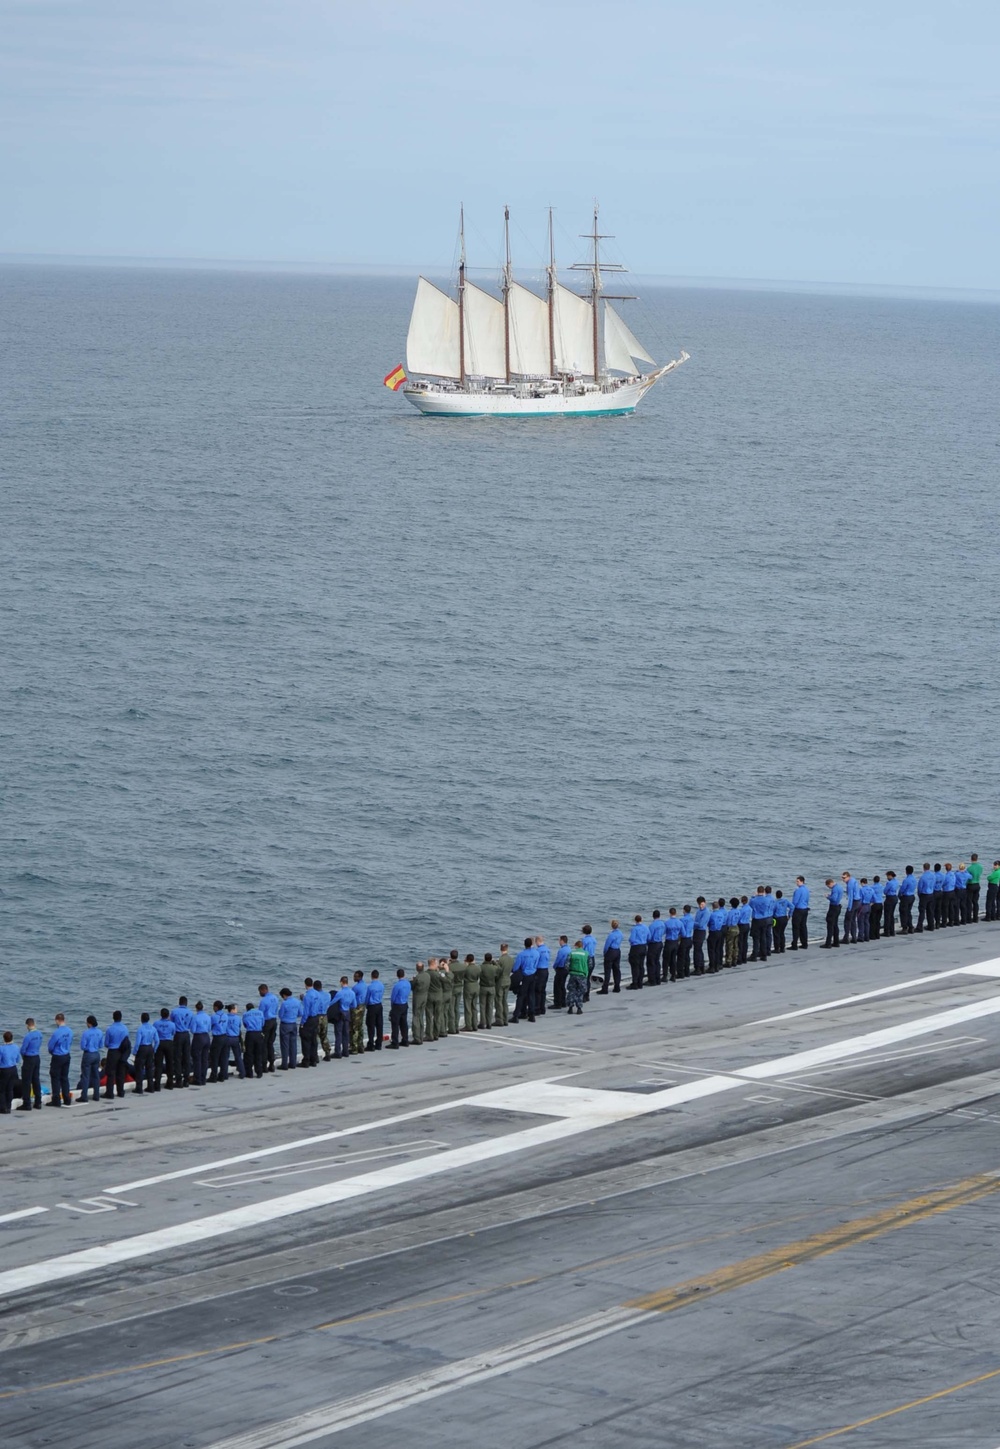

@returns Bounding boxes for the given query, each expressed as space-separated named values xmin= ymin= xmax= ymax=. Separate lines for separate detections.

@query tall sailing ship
xmin=394 ymin=206 xmax=689 ymax=418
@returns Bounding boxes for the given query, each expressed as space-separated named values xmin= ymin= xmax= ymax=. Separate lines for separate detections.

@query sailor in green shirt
xmin=496 ymin=945 xmax=513 ymax=1026
xmin=566 ymin=942 xmax=589 ymax=1014
xmin=445 ymin=954 xmax=463 ymax=1033
xmin=462 ymin=954 xmax=481 ymax=1030
xmin=967 ymin=854 xmax=984 ymax=922
xmin=410 ymin=961 xmax=430 ymax=1044
xmin=986 ymin=862 xmax=1000 ymax=923
xmin=427 ymin=960 xmax=445 ymax=1040
xmin=478 ymin=953 xmax=498 ymax=1029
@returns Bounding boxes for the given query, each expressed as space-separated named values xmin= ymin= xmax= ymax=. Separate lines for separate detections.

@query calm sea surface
xmin=3 ymin=265 xmax=999 ymax=1024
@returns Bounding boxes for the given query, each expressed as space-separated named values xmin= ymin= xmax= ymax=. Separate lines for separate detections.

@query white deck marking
xmin=756 ymin=958 xmax=1000 ymax=1023
xmin=106 ymin=1100 xmax=456 ymax=1194
xmin=5 ymin=990 xmax=1000 ymax=1301
xmin=198 ymin=1142 xmax=448 ymax=1189
xmin=0 ymin=1208 xmax=47 ymax=1225
xmin=205 ymin=1306 xmax=650 ymax=1449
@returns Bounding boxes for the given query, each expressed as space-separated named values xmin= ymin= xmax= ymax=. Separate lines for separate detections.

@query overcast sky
xmin=2 ymin=0 xmax=998 ymax=289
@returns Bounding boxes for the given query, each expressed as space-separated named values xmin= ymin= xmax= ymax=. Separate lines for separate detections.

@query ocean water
xmin=3 ymin=264 xmax=999 ymax=1025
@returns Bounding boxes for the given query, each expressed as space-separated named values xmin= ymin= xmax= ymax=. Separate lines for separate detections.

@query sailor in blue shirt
xmin=771 ymin=892 xmax=791 ymax=953
xmin=748 ymin=889 xmax=773 ymax=962
xmin=389 ymin=969 xmax=411 ymax=1047
xmin=661 ymin=910 xmax=682 ymax=981
xmin=78 ymin=1016 xmax=104 ymax=1104
xmin=330 ymin=980 xmax=356 ymax=1058
xmin=224 ymin=1004 xmax=246 ymax=1079
xmin=942 ymin=863 xmax=958 ymax=928
xmin=693 ymin=899 xmax=711 ymax=974
xmin=210 ymin=1000 xmax=231 ymax=1081
xmin=17 ymin=1019 xmax=43 ymax=1110
xmin=882 ymin=871 xmax=900 ymax=937
xmin=677 ymin=907 xmax=696 ymax=979
xmin=955 ymin=864 xmax=972 ymax=925
xmin=153 ymin=1009 xmax=177 ymax=1090
xmin=791 ymin=877 xmax=810 ymax=950
xmin=869 ymin=877 xmax=885 ymax=939
xmin=823 ymin=879 xmax=843 ymax=948
xmin=299 ymin=983 xmax=323 ymax=1067
xmin=916 ymin=863 xmax=937 ymax=932
xmin=170 ymin=997 xmax=195 ymax=1088
xmin=627 ymin=916 xmax=649 ymax=991
xmin=257 ymin=983 xmax=280 ymax=1072
xmin=191 ymin=1001 xmax=212 ymax=1085
xmin=133 ymin=1014 xmax=159 ymax=1093
xmin=707 ymin=900 xmax=728 ymax=972
xmin=599 ymin=921 xmax=623 ymax=996
xmin=646 ymin=911 xmax=666 ymax=985
xmin=552 ymin=937 xmax=572 ymax=1009
xmin=513 ymin=938 xmax=539 ymax=1020
xmin=857 ymin=880 xmax=873 ymax=942
xmin=0 ymin=1034 xmax=21 ymax=1114
xmin=580 ymin=926 xmax=598 ymax=1002
xmin=99 ymin=1012 xmax=131 ymax=1100
xmin=839 ymin=874 xmax=860 ymax=944
xmin=932 ymin=863 xmax=946 ymax=929
xmin=47 ymin=1015 xmax=73 ymax=1106
xmin=276 ymin=989 xmax=301 ymax=1070
xmin=533 ymin=939 xmax=551 ymax=1016
xmin=365 ymin=970 xmax=385 ymax=1051
xmin=242 ymin=1003 xmax=265 ymax=1078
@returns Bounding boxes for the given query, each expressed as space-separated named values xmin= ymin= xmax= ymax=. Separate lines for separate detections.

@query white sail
xmin=463 ymin=282 xmax=506 ymax=379
xmin=553 ymin=284 xmax=594 ymax=376
xmin=604 ymin=303 xmax=656 ymax=373
xmin=406 ymin=277 xmax=461 ymax=379
xmin=508 ymin=283 xmax=550 ymax=376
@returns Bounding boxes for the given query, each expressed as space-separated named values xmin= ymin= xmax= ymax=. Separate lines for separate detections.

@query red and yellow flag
xmin=383 ymin=364 xmax=407 ymax=391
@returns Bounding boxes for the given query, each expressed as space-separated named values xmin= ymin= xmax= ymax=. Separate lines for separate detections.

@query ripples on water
xmin=3 ymin=266 xmax=998 ymax=1022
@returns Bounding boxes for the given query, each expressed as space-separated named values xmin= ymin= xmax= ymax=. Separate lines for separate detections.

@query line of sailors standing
xmin=3 ymin=856 xmax=998 ymax=1115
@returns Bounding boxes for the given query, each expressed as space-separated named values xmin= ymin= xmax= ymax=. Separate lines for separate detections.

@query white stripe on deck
xmin=0 ymin=1207 xmax=48 ymax=1226
xmin=4 ymin=988 xmax=1000 ymax=1301
xmin=756 ymin=957 xmax=1000 ymax=1022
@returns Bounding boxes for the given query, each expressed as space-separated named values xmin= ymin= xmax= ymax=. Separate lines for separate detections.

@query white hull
xmin=403 ymin=356 xmax=687 ymax=418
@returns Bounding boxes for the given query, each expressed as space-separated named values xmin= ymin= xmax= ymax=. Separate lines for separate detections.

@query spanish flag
xmin=383 ymin=364 xmax=407 ymax=391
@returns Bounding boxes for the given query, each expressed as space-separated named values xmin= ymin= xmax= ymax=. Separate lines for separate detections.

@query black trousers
xmin=300 ymin=1016 xmax=319 ymax=1066
xmin=677 ymin=938 xmax=693 ymax=977
xmin=899 ymin=894 xmax=915 ymax=931
xmin=263 ymin=1017 xmax=277 ymax=1071
xmin=244 ymin=1030 xmax=265 ymax=1078
xmin=191 ymin=1032 xmax=210 ymax=1085
xmin=945 ymin=892 xmax=960 ymax=927
xmin=0 ymin=1066 xmax=17 ymax=1113
xmin=842 ymin=905 xmax=858 ymax=944
xmin=824 ymin=904 xmax=841 ymax=946
xmin=534 ymin=969 xmax=549 ymax=1015
xmin=366 ymin=1004 xmax=384 ymax=1049
xmin=103 ymin=1048 xmax=127 ymax=1098
xmin=133 ymin=1044 xmax=155 ymax=1093
xmin=664 ymin=942 xmax=679 ymax=980
xmin=870 ymin=903 xmax=883 ymax=939
xmin=209 ymin=1035 xmax=229 ymax=1080
xmin=917 ymin=894 xmax=936 ymax=930
xmin=738 ymin=924 xmax=750 ymax=964
xmin=969 ymin=883 xmax=981 ymax=922
xmin=154 ymin=1040 xmax=175 ymax=1089
xmin=20 ymin=1054 xmax=41 ymax=1107
xmin=226 ymin=1037 xmax=246 ymax=1078
xmin=791 ymin=908 xmax=809 ymax=948
xmin=773 ymin=918 xmax=788 ymax=952
xmin=707 ymin=931 xmax=723 ymax=970
xmin=986 ymin=883 xmax=999 ymax=921
xmin=50 ymin=1054 xmax=71 ymax=1104
xmin=627 ymin=944 xmax=646 ymax=989
xmin=693 ymin=929 xmax=707 ymax=972
xmin=933 ymin=893 xmax=944 ymax=928
xmin=552 ymin=968 xmax=568 ymax=1008
xmin=750 ymin=920 xmax=769 ymax=960
xmin=646 ymin=940 xmax=663 ymax=985
xmin=882 ymin=898 xmax=897 ymax=935
xmin=513 ymin=976 xmax=536 ymax=1021
xmin=173 ymin=1030 xmax=192 ymax=1086
xmin=390 ymin=1003 xmax=409 ymax=1046
xmin=600 ymin=948 xmax=621 ymax=993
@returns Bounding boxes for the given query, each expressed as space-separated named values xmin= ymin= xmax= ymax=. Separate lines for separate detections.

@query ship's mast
xmin=458 ymin=203 xmax=466 ymax=386
xmin=571 ymin=202 xmax=629 ymax=381
xmin=546 ymin=207 xmax=556 ymax=378
xmin=503 ymin=205 xmax=512 ymax=384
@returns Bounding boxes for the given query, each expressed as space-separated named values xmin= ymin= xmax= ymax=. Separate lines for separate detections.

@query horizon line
xmin=2 ymin=250 xmax=999 ymax=304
